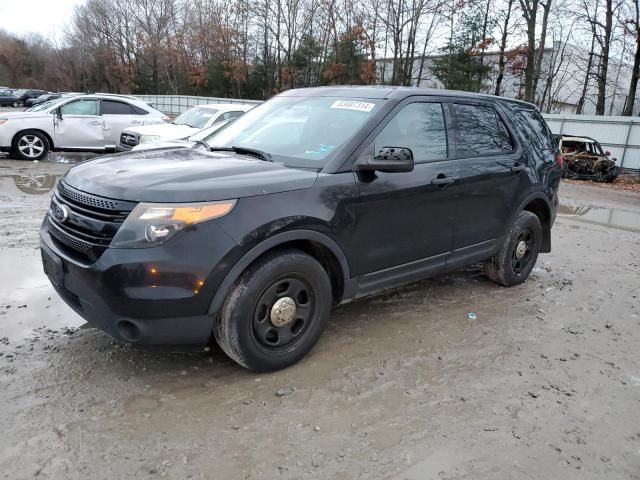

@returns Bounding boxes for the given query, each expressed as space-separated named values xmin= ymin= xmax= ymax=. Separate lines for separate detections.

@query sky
xmin=0 ymin=0 xmax=86 ymax=40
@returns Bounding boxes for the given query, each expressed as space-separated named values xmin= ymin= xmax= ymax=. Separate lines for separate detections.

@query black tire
xmin=605 ymin=166 xmax=621 ymax=183
xmin=12 ymin=130 xmax=50 ymax=161
xmin=11 ymin=101 xmax=19 ymax=108
xmin=484 ymin=211 xmax=542 ymax=287
xmin=214 ymin=249 xmax=332 ymax=371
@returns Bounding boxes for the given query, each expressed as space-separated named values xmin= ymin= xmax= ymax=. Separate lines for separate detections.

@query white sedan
xmin=0 ymin=94 xmax=168 ymax=160
xmin=117 ymin=103 xmax=254 ymax=151
xmin=131 ymin=120 xmax=232 ymax=152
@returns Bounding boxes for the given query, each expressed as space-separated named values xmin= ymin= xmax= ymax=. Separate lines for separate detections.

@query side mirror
xmin=355 ymin=146 xmax=414 ymax=173
xmin=55 ymin=108 xmax=63 ymax=120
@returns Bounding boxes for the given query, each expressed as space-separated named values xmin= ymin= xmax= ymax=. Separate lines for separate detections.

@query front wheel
xmin=11 ymin=101 xmax=19 ymax=108
xmin=484 ymin=211 xmax=542 ymax=287
xmin=12 ymin=130 xmax=50 ymax=161
xmin=214 ymin=249 xmax=332 ymax=371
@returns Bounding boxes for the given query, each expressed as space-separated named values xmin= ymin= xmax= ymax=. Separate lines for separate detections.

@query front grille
xmin=47 ymin=182 xmax=137 ymax=262
xmin=120 ymin=133 xmax=138 ymax=147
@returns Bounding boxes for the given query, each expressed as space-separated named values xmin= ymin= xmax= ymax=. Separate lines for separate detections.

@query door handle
xmin=431 ymin=175 xmax=455 ymax=186
xmin=511 ymin=163 xmax=527 ymax=172
xmin=131 ymin=120 xmax=142 ymax=125
xmin=89 ymin=120 xmax=102 ymax=125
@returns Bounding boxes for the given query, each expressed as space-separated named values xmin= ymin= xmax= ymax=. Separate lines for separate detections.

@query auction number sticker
xmin=330 ymin=100 xmax=375 ymax=112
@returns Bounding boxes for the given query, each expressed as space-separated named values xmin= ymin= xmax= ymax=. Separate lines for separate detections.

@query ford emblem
xmin=53 ymin=204 xmax=70 ymax=223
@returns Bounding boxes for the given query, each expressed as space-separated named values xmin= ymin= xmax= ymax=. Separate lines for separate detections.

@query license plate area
xmin=41 ymin=244 xmax=63 ymax=287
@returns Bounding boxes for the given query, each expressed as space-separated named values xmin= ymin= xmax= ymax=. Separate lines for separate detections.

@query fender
xmin=207 ymin=229 xmax=353 ymax=318
xmin=511 ymin=191 xmax=554 ymax=253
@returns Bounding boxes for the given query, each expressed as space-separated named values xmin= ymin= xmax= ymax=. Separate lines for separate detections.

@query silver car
xmin=0 ymin=94 xmax=168 ymax=160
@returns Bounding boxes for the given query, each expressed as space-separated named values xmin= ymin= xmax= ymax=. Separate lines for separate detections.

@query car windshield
xmin=174 ymin=107 xmax=219 ymax=128
xmin=209 ymin=96 xmax=382 ymax=168
xmin=189 ymin=120 xmax=232 ymax=142
xmin=28 ymin=100 xmax=57 ymax=112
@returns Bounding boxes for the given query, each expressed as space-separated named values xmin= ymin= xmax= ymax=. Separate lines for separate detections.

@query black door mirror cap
xmin=355 ymin=146 xmax=415 ymax=173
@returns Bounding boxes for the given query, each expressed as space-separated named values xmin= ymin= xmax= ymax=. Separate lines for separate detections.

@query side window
xmin=374 ymin=102 xmax=447 ymax=162
xmin=61 ymin=99 xmax=99 ymax=116
xmin=516 ymin=110 xmax=554 ymax=151
xmin=102 ymin=100 xmax=135 ymax=115
xmin=453 ymin=104 xmax=513 ymax=156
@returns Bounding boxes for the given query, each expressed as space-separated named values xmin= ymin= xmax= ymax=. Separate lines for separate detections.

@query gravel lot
xmin=0 ymin=158 xmax=639 ymax=479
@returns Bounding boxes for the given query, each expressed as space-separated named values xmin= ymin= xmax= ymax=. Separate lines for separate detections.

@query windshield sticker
xmin=330 ymin=101 xmax=375 ymax=113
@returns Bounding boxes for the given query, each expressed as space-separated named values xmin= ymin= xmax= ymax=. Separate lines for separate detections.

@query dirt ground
xmin=1 ymin=158 xmax=639 ymax=480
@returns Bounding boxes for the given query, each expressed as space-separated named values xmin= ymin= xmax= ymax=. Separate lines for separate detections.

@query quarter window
xmin=516 ymin=110 xmax=555 ymax=151
xmin=454 ymin=104 xmax=513 ymax=156
xmin=374 ymin=103 xmax=448 ymax=162
xmin=60 ymin=99 xmax=99 ymax=116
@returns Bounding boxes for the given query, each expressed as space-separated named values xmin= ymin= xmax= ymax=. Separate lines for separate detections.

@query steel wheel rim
xmin=17 ymin=135 xmax=44 ymax=159
xmin=252 ymin=275 xmax=315 ymax=352
xmin=512 ymin=228 xmax=534 ymax=274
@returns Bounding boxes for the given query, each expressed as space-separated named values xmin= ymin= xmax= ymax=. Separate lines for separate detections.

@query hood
xmin=123 ymin=123 xmax=198 ymax=140
xmin=63 ymin=148 xmax=318 ymax=203
xmin=132 ymin=139 xmax=194 ymax=152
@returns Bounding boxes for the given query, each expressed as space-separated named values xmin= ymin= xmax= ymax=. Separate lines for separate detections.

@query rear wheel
xmin=214 ymin=249 xmax=332 ymax=371
xmin=12 ymin=130 xmax=50 ymax=161
xmin=485 ymin=211 xmax=542 ymax=287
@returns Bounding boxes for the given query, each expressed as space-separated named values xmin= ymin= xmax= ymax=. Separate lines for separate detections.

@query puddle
xmin=558 ymin=203 xmax=640 ymax=233
xmin=0 ymin=248 xmax=85 ymax=344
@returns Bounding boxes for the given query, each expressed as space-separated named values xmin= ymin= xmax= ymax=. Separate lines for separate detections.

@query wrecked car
xmin=558 ymin=135 xmax=620 ymax=182
xmin=41 ymin=87 xmax=562 ymax=372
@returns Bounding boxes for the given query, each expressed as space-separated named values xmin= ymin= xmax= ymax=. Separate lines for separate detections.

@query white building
xmin=376 ymin=41 xmax=638 ymax=116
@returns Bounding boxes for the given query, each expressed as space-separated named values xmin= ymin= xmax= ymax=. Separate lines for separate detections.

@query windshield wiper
xmin=209 ymin=146 xmax=272 ymax=162
xmin=192 ymin=139 xmax=211 ymax=150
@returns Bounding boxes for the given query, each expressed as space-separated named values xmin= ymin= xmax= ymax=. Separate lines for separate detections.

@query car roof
xmin=278 ymin=86 xmax=536 ymax=108
xmin=561 ymin=135 xmax=596 ymax=143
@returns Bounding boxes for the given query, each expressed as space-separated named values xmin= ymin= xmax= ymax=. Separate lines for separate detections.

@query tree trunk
xmin=495 ymin=0 xmax=514 ymax=96
xmin=532 ymin=0 xmax=552 ymax=104
xmin=623 ymin=1 xmax=640 ymax=116
xmin=576 ymin=33 xmax=596 ymax=114
xmin=520 ymin=0 xmax=539 ymax=103
xmin=596 ymin=0 xmax=613 ymax=115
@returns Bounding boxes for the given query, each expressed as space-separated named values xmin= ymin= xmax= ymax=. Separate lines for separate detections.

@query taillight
xmin=555 ymin=153 xmax=564 ymax=168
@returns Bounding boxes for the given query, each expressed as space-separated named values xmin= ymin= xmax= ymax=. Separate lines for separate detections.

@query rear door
xmin=348 ymin=98 xmax=459 ymax=278
xmin=100 ymin=99 xmax=145 ymax=147
xmin=54 ymin=98 xmax=104 ymax=150
xmin=448 ymin=102 xmax=523 ymax=266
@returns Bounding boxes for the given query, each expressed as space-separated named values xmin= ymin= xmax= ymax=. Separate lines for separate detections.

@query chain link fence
xmin=137 ymin=95 xmax=263 ymax=116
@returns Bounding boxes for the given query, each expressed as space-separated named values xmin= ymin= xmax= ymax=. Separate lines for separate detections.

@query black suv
xmin=41 ymin=87 xmax=562 ymax=371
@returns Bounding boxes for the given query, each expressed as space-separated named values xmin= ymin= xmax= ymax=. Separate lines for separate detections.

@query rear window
xmin=515 ymin=110 xmax=555 ymax=151
xmin=453 ymin=104 xmax=513 ymax=156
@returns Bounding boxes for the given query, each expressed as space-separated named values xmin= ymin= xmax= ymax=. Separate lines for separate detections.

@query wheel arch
xmin=517 ymin=193 xmax=552 ymax=253
xmin=208 ymin=230 xmax=352 ymax=319
xmin=12 ymin=128 xmax=54 ymax=151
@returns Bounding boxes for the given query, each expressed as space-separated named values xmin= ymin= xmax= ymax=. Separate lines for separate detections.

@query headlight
xmin=139 ymin=134 xmax=161 ymax=144
xmin=0 ymin=118 xmax=8 ymax=125
xmin=111 ymin=200 xmax=237 ymax=248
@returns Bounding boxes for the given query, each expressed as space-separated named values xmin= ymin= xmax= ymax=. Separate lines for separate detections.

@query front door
xmin=347 ymin=100 xmax=459 ymax=280
xmin=54 ymin=98 xmax=104 ymax=150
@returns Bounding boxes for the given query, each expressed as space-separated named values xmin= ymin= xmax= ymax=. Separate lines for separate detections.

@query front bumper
xmin=116 ymin=143 xmax=133 ymax=152
xmin=40 ymin=219 xmax=239 ymax=345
